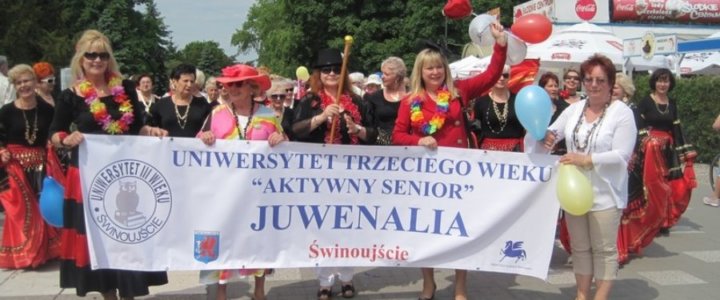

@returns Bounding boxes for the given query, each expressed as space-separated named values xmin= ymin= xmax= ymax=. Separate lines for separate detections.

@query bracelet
xmin=57 ymin=132 xmax=69 ymax=147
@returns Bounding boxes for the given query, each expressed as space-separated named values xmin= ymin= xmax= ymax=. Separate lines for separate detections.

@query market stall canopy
xmin=679 ymin=32 xmax=720 ymax=75
xmin=527 ymin=22 xmax=624 ymax=69
xmin=449 ymin=55 xmax=491 ymax=79
xmin=627 ymin=55 xmax=676 ymax=72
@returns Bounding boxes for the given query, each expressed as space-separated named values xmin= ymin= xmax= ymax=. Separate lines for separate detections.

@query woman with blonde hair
xmin=392 ymin=20 xmax=507 ymax=300
xmin=612 ymin=73 xmax=635 ymax=105
xmin=0 ymin=64 xmax=62 ymax=269
xmin=49 ymin=29 xmax=167 ymax=299
xmin=364 ymin=56 xmax=407 ymax=145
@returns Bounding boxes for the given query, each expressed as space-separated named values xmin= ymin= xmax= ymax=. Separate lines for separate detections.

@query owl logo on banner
xmin=500 ymin=240 xmax=527 ymax=263
xmin=87 ymin=159 xmax=172 ymax=244
xmin=194 ymin=231 xmax=220 ymax=263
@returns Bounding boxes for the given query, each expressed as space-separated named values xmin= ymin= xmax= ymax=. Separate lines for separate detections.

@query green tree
xmin=231 ymin=0 xmax=524 ymax=77
xmin=177 ymin=41 xmax=234 ymax=76
xmin=0 ymin=0 xmax=173 ymax=93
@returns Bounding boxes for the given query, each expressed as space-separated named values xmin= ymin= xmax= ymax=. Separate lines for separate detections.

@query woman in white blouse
xmin=541 ymin=54 xmax=637 ymax=300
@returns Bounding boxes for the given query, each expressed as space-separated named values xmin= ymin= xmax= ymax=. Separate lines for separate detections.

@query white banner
xmin=79 ymin=135 xmax=560 ymax=280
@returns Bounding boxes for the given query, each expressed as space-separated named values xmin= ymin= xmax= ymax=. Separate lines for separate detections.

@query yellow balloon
xmin=556 ymin=164 xmax=594 ymax=216
xmin=296 ymin=66 xmax=310 ymax=81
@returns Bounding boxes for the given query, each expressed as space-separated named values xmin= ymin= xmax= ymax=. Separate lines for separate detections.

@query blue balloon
xmin=39 ymin=176 xmax=64 ymax=227
xmin=514 ymin=85 xmax=552 ymax=140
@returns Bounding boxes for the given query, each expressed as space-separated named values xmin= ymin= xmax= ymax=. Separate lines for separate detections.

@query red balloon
xmin=511 ymin=14 xmax=552 ymax=44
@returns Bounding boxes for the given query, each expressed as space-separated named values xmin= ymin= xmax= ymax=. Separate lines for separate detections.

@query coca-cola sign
xmin=576 ymin=0 xmax=598 ymax=20
xmin=613 ymin=0 xmax=720 ymax=23
xmin=555 ymin=0 xmax=610 ymax=22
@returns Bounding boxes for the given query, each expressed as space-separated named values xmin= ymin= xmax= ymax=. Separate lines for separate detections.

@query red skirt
xmin=479 ymin=137 xmax=524 ymax=152
xmin=0 ymin=145 xmax=62 ymax=269
xmin=59 ymin=166 xmax=167 ymax=297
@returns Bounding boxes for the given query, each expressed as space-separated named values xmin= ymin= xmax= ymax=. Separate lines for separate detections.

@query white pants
xmin=316 ymin=267 xmax=354 ymax=287
xmin=566 ymin=208 xmax=621 ymax=280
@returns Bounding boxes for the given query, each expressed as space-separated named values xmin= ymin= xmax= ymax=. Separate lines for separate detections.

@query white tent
xmin=679 ymin=32 xmax=720 ymax=75
xmin=626 ymin=55 xmax=676 ymax=72
xmin=527 ymin=22 xmax=624 ymax=69
xmin=449 ymin=55 xmax=491 ymax=79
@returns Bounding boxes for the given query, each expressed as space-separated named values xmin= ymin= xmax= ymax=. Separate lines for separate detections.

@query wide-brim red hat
xmin=216 ymin=64 xmax=271 ymax=92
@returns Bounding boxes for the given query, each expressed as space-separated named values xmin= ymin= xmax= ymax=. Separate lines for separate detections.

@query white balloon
xmin=506 ymin=33 xmax=527 ymax=66
xmin=468 ymin=14 xmax=495 ymax=47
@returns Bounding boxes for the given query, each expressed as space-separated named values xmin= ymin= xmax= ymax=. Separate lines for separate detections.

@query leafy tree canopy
xmin=232 ymin=0 xmax=525 ymax=77
xmin=0 ymin=0 xmax=172 ymax=92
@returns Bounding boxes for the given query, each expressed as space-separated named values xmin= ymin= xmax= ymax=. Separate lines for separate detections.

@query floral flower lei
xmin=78 ymin=75 xmax=134 ymax=134
xmin=410 ymin=88 xmax=450 ymax=135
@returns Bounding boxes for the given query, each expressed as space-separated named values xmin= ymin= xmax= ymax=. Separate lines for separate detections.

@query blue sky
xmin=154 ymin=0 xmax=257 ymax=61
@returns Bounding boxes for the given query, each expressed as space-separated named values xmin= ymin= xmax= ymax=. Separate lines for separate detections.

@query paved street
xmin=1 ymin=164 xmax=719 ymax=299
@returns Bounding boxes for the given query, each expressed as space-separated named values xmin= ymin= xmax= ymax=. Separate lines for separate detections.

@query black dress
xmin=364 ymin=90 xmax=400 ymax=145
xmin=0 ymin=98 xmax=54 ymax=192
xmin=292 ymin=92 xmax=376 ymax=144
xmin=146 ymin=96 xmax=212 ymax=137
xmin=473 ymin=94 xmax=525 ymax=152
xmin=49 ymin=80 xmax=167 ymax=297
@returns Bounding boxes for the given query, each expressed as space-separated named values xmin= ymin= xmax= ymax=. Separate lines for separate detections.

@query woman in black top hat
xmin=291 ymin=48 xmax=376 ymax=299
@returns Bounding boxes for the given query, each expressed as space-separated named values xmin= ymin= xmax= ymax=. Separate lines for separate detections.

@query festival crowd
xmin=0 ymin=21 xmax=714 ymax=300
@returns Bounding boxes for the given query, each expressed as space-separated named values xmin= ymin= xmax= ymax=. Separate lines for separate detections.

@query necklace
xmin=572 ymin=101 xmax=608 ymax=153
xmin=78 ymin=75 xmax=134 ymax=134
xmin=651 ymin=93 xmax=670 ymax=115
xmin=486 ymin=91 xmax=509 ymax=134
xmin=410 ymin=88 xmax=450 ymax=135
xmin=385 ymin=89 xmax=401 ymax=102
xmin=230 ymin=101 xmax=254 ymax=139
xmin=174 ymin=97 xmax=192 ymax=129
xmin=22 ymin=108 xmax=38 ymax=144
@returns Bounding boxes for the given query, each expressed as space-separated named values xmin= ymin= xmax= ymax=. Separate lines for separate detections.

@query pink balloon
xmin=511 ymin=14 xmax=552 ymax=44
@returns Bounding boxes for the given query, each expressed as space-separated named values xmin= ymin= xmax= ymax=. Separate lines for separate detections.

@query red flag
xmin=443 ymin=0 xmax=472 ymax=20
xmin=508 ymin=59 xmax=540 ymax=94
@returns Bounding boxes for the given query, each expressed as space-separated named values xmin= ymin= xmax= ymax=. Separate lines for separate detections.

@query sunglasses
xmin=83 ymin=52 xmax=111 ymax=61
xmin=270 ymin=94 xmax=287 ymax=100
xmin=320 ymin=66 xmax=341 ymax=75
xmin=564 ymin=75 xmax=580 ymax=81
xmin=41 ymin=77 xmax=55 ymax=84
xmin=500 ymin=73 xmax=510 ymax=78
xmin=227 ymin=81 xmax=244 ymax=88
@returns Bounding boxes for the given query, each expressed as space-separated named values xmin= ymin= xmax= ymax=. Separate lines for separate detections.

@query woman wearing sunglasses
xmin=265 ymin=80 xmax=294 ymax=140
xmin=33 ymin=62 xmax=56 ymax=106
xmin=291 ymin=48 xmax=377 ymax=300
xmin=392 ymin=20 xmax=507 ymax=300
xmin=49 ymin=29 xmax=167 ymax=300
xmin=0 ymin=64 xmax=62 ymax=269
xmin=196 ymin=64 xmax=284 ymax=300
xmin=560 ymin=69 xmax=584 ymax=105
xmin=472 ymin=66 xmax=525 ymax=152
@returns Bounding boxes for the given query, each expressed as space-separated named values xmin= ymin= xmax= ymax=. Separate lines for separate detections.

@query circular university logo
xmin=87 ymin=159 xmax=172 ymax=244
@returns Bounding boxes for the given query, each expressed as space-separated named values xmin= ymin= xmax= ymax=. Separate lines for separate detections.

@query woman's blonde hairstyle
xmin=8 ymin=64 xmax=36 ymax=84
xmin=408 ymin=49 xmax=458 ymax=100
xmin=70 ymin=29 xmax=120 ymax=81
xmin=615 ymin=72 xmax=635 ymax=99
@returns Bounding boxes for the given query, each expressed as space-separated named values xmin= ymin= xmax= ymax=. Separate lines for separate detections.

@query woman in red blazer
xmin=391 ymin=20 xmax=507 ymax=300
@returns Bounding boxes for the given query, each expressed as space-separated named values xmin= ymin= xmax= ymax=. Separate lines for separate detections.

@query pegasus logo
xmin=500 ymin=240 xmax=527 ymax=263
